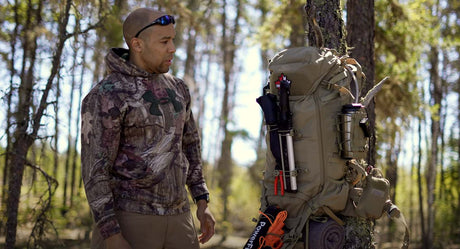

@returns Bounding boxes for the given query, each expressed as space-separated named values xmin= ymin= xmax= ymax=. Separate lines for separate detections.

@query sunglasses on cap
xmin=134 ymin=15 xmax=175 ymax=38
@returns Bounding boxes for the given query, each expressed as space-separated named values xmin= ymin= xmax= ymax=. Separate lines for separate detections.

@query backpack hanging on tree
xmin=245 ymin=46 xmax=409 ymax=249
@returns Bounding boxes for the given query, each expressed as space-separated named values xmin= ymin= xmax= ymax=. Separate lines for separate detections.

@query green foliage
xmin=228 ymin=166 xmax=261 ymax=233
xmin=99 ymin=6 xmax=125 ymax=48
xmin=203 ymin=165 xmax=261 ymax=236
xmin=374 ymin=0 xmax=433 ymax=123
xmin=253 ymin=0 xmax=306 ymax=51
xmin=373 ymin=0 xmax=437 ymax=174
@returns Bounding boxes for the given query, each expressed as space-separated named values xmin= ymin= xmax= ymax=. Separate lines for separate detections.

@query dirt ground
xmin=1 ymin=233 xmax=248 ymax=249
xmin=201 ymin=234 xmax=247 ymax=249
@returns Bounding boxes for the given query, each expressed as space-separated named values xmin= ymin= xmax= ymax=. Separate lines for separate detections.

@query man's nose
xmin=169 ymin=42 xmax=176 ymax=53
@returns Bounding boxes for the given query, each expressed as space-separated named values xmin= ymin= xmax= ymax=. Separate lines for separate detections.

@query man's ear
xmin=130 ymin=38 xmax=144 ymax=53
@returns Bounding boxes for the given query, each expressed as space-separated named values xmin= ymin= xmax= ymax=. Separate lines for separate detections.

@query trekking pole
xmin=256 ymin=93 xmax=285 ymax=195
xmin=278 ymin=133 xmax=289 ymax=192
xmin=277 ymin=74 xmax=297 ymax=192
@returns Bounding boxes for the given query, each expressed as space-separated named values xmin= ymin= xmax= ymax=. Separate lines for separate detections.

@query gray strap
xmin=385 ymin=201 xmax=410 ymax=249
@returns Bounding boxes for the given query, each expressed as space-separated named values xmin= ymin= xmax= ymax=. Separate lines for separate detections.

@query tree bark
xmin=305 ymin=0 xmax=346 ymax=53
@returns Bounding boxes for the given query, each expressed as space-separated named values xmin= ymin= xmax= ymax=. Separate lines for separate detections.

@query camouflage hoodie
xmin=81 ymin=48 xmax=209 ymax=239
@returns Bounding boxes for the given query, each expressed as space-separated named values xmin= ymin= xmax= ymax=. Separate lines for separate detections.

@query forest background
xmin=0 ymin=0 xmax=459 ymax=248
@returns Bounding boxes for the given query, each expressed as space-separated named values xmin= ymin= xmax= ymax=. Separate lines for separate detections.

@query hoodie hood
xmin=105 ymin=48 xmax=152 ymax=78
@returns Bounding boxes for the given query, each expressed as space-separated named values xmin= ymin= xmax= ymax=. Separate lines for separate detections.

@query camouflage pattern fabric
xmin=81 ymin=48 xmax=209 ymax=239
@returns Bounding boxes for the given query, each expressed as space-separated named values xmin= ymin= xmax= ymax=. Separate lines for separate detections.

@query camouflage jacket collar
xmin=105 ymin=48 xmax=152 ymax=78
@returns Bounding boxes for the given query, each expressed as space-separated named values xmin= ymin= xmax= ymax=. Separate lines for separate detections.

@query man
xmin=81 ymin=7 xmax=215 ymax=249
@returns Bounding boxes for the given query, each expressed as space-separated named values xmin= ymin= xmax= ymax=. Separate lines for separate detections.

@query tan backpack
xmin=252 ymin=46 xmax=409 ymax=249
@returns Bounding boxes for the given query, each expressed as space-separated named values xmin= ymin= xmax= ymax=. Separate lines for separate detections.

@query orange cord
xmin=258 ymin=210 xmax=275 ymax=226
xmin=257 ymin=210 xmax=287 ymax=249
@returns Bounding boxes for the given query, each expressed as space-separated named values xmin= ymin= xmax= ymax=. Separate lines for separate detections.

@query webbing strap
xmin=321 ymin=206 xmax=345 ymax=226
xmin=281 ymin=203 xmax=316 ymax=249
xmin=319 ymin=66 xmax=355 ymax=101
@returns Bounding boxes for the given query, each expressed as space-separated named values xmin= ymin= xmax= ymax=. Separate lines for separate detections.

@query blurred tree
xmin=216 ymin=0 xmax=243 ymax=242
xmin=373 ymin=1 xmax=431 ymax=244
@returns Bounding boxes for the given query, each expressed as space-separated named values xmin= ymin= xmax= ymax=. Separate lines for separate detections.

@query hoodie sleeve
xmin=178 ymin=81 xmax=209 ymax=199
xmin=81 ymin=83 xmax=122 ymax=239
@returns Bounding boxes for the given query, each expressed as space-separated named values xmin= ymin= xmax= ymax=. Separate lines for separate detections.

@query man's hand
xmin=105 ymin=233 xmax=132 ymax=249
xmin=196 ymin=200 xmax=216 ymax=244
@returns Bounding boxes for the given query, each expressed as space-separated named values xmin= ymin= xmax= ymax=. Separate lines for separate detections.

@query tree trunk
xmin=417 ymin=116 xmax=427 ymax=247
xmin=305 ymin=0 xmax=375 ymax=247
xmin=216 ymin=132 xmax=233 ymax=241
xmin=62 ymin=74 xmax=73 ymax=213
xmin=216 ymin=0 xmax=241 ymax=242
xmin=5 ymin=0 xmax=72 ymax=247
xmin=5 ymin=0 xmax=42 ymax=245
xmin=197 ymin=42 xmax=212 ymax=145
xmin=457 ymin=63 xmax=460 ymax=232
xmin=69 ymin=25 xmax=83 ymax=209
xmin=60 ymin=92 xmax=70 ymax=208
xmin=427 ymin=46 xmax=441 ymax=249
xmin=384 ymin=135 xmax=400 ymax=240
xmin=287 ymin=1 xmax=308 ymax=47
xmin=437 ymin=50 xmax=449 ymax=201
xmin=346 ymin=0 xmax=376 ymax=166
xmin=1 ymin=0 xmax=20 ymax=232
xmin=347 ymin=2 xmax=388 ymax=246
xmin=6 ymin=139 xmax=33 ymax=248
xmin=75 ymin=34 xmax=89 ymax=193
xmin=53 ymin=76 xmax=61 ymax=180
